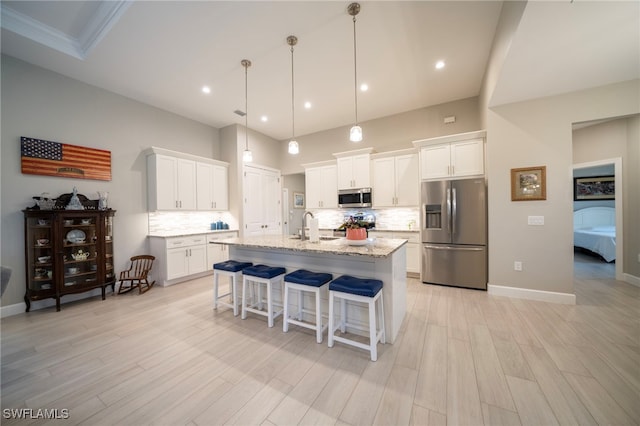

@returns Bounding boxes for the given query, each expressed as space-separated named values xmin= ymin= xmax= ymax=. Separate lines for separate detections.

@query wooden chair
xmin=117 ymin=255 xmax=155 ymax=294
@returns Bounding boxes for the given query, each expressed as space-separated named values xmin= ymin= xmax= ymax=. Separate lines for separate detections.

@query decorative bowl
xmin=38 ymin=256 xmax=51 ymax=263
xmin=64 ymin=220 xmax=74 ymax=226
xmin=37 ymin=239 xmax=49 ymax=246
xmin=67 ymin=267 xmax=79 ymax=274
xmin=81 ymin=219 xmax=91 ymax=225
xmin=37 ymin=219 xmax=49 ymax=226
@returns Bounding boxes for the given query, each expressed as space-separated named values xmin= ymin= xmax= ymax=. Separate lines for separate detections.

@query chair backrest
xmin=130 ymin=255 xmax=155 ymax=278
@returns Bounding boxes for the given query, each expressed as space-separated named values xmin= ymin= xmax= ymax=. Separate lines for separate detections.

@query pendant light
xmin=287 ymin=35 xmax=299 ymax=155
xmin=348 ymin=2 xmax=362 ymax=142
xmin=241 ymin=59 xmax=253 ymax=163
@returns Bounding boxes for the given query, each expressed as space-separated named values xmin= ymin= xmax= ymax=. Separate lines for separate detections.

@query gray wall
xmin=1 ymin=55 xmax=221 ymax=307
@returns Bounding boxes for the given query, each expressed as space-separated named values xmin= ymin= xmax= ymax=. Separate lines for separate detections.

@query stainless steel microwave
xmin=338 ymin=188 xmax=372 ymax=208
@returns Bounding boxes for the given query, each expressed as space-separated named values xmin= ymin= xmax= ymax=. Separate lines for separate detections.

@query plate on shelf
xmin=66 ymin=229 xmax=86 ymax=244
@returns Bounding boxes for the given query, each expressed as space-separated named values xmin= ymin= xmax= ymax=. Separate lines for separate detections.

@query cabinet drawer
xmin=207 ymin=232 xmax=237 ymax=243
xmin=167 ymin=235 xmax=206 ymax=248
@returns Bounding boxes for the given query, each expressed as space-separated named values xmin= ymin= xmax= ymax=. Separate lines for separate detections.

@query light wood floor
xmin=2 ymin=253 xmax=638 ymax=425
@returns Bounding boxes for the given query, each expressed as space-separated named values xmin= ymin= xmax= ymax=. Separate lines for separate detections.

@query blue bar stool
xmin=328 ymin=275 xmax=385 ymax=361
xmin=213 ymin=260 xmax=253 ymax=316
xmin=283 ymin=269 xmax=333 ymax=343
xmin=242 ymin=264 xmax=287 ymax=327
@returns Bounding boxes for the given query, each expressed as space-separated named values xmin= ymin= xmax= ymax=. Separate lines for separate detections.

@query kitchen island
xmin=210 ymin=235 xmax=407 ymax=343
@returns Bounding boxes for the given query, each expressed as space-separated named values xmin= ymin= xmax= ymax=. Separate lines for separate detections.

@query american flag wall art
xmin=20 ymin=137 xmax=111 ymax=181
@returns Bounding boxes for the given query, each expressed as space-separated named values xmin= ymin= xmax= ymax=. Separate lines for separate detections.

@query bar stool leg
xmin=340 ymin=298 xmax=347 ymax=333
xmin=213 ymin=272 xmax=220 ymax=310
xmin=297 ymin=288 xmax=303 ymax=321
xmin=267 ymin=280 xmax=273 ymax=328
xmin=315 ymin=287 xmax=322 ymax=343
xmin=241 ymin=276 xmax=248 ymax=320
xmin=369 ymin=298 xmax=377 ymax=361
xmin=328 ymin=291 xmax=335 ymax=348
xmin=379 ymin=293 xmax=386 ymax=344
xmin=231 ymin=274 xmax=238 ymax=316
xmin=283 ymin=282 xmax=290 ymax=332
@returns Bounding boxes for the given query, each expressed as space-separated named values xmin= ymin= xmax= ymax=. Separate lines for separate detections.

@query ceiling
xmin=1 ymin=1 xmax=638 ymax=141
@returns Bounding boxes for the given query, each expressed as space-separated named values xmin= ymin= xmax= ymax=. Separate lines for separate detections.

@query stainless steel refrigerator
xmin=421 ymin=178 xmax=487 ymax=290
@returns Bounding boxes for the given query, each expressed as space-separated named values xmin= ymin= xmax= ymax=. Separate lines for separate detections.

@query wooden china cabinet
xmin=23 ymin=209 xmax=116 ymax=312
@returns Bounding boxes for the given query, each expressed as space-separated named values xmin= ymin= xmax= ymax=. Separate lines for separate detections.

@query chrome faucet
xmin=301 ymin=211 xmax=314 ymax=240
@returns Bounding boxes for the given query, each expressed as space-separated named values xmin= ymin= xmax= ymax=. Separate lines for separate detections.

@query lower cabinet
xmin=149 ymin=231 xmax=238 ymax=286
xmin=206 ymin=232 xmax=237 ymax=267
xmin=368 ymin=230 xmax=420 ymax=274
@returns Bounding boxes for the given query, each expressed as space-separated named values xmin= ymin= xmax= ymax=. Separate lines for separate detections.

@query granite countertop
xmin=148 ymin=229 xmax=239 ymax=238
xmin=369 ymin=229 xmax=419 ymax=233
xmin=211 ymin=235 xmax=407 ymax=258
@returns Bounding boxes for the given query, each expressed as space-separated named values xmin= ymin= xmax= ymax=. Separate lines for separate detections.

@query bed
xmin=573 ymin=207 xmax=616 ymax=262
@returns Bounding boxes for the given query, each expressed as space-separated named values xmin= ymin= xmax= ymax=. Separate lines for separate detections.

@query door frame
xmin=572 ymin=157 xmax=623 ymax=280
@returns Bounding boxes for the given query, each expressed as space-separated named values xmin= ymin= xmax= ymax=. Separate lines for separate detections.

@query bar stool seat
xmin=242 ymin=264 xmax=286 ymax=327
xmin=213 ymin=260 xmax=253 ymax=316
xmin=283 ymin=269 xmax=333 ymax=343
xmin=328 ymin=275 xmax=385 ymax=361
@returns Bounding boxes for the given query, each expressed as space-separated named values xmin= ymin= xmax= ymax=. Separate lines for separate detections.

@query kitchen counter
xmin=213 ymin=235 xmax=407 ymax=258
xmin=211 ymin=235 xmax=407 ymax=343
xmin=148 ymin=229 xmax=239 ymax=238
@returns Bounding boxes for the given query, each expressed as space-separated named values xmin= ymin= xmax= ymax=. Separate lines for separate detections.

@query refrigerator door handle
xmin=446 ymin=188 xmax=451 ymax=233
xmin=423 ymin=244 xmax=484 ymax=251
xmin=452 ymin=187 xmax=457 ymax=237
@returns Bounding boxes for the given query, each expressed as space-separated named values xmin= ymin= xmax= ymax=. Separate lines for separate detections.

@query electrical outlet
xmin=514 ymin=261 xmax=522 ymax=271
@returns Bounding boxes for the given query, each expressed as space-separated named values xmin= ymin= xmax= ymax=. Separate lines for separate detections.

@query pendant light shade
xmin=287 ymin=35 xmax=299 ymax=155
xmin=348 ymin=3 xmax=362 ymax=142
xmin=241 ymin=59 xmax=253 ymax=163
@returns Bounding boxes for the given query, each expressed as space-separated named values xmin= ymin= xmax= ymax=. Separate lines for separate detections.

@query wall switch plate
xmin=528 ymin=216 xmax=544 ymax=225
xmin=443 ymin=115 xmax=456 ymax=124
xmin=514 ymin=261 xmax=522 ymax=271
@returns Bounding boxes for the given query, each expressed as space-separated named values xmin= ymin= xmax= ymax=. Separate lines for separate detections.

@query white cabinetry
xmin=372 ymin=151 xmax=419 ymax=207
xmin=148 ymin=154 xmax=197 ymax=210
xmin=150 ymin=234 xmax=208 ymax=285
xmin=207 ymin=231 xmax=238 ymax=267
xmin=413 ymin=131 xmax=486 ymax=180
xmin=337 ymin=154 xmax=371 ymax=189
xmin=196 ymin=162 xmax=228 ymax=211
xmin=368 ymin=231 xmax=420 ymax=274
xmin=304 ymin=163 xmax=338 ymax=209
xmin=243 ymin=165 xmax=281 ymax=236
xmin=147 ymin=147 xmax=229 ymax=212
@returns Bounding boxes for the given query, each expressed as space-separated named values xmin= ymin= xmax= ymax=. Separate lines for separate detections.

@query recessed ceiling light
xmin=435 ymin=60 xmax=445 ymax=70
xmin=201 ymin=86 xmax=211 ymax=94
xmin=304 ymin=101 xmax=312 ymax=109
xmin=360 ymin=83 xmax=368 ymax=92
xmin=261 ymin=115 xmax=268 ymax=122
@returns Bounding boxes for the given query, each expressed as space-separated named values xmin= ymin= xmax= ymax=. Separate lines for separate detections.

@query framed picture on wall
xmin=574 ymin=175 xmax=615 ymax=201
xmin=293 ymin=192 xmax=305 ymax=208
xmin=511 ymin=166 xmax=546 ymax=201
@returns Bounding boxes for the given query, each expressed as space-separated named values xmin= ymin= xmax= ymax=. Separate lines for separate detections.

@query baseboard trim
xmin=624 ymin=273 xmax=640 ymax=288
xmin=1 ymin=288 xmax=105 ymax=318
xmin=488 ymin=284 xmax=576 ymax=305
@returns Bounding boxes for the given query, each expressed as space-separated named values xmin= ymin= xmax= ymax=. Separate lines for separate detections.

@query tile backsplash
xmin=148 ymin=211 xmax=237 ymax=234
xmin=308 ymin=208 xmax=419 ymax=231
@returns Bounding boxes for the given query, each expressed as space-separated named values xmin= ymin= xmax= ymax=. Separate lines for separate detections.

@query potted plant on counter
xmin=340 ymin=216 xmax=367 ymax=241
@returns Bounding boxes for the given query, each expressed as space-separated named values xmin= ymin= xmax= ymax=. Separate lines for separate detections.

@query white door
xmin=176 ymin=159 xmax=197 ymax=210
xmin=420 ymin=144 xmax=451 ymax=180
xmin=243 ymin=167 xmax=264 ymax=237
xmin=372 ymin=157 xmax=396 ymax=207
xmin=451 ymin=139 xmax=484 ymax=177
xmin=155 ymin=155 xmax=178 ymax=210
xmin=282 ymin=188 xmax=289 ymax=235
xmin=395 ymin=154 xmax=419 ymax=206
xmin=196 ymin=162 xmax=214 ymax=210
xmin=212 ymin=165 xmax=228 ymax=210
xmin=352 ymin=154 xmax=371 ymax=188
xmin=262 ymin=170 xmax=281 ymax=235
xmin=243 ymin=165 xmax=281 ymax=236
xmin=337 ymin=157 xmax=354 ymax=189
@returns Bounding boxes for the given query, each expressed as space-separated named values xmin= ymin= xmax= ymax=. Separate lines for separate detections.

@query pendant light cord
xmin=352 ymin=15 xmax=358 ymax=125
xmin=291 ymin=44 xmax=295 ymax=140
xmin=245 ymin=63 xmax=249 ymax=150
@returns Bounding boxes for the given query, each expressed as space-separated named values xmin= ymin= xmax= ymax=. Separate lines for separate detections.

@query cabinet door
xmin=154 ymin=155 xmax=179 ymax=210
xmin=351 ymin=154 xmax=371 ymax=188
xmin=420 ymin=144 xmax=451 ymax=180
xmin=336 ymin=157 xmax=354 ymax=189
xmin=212 ymin=165 xmax=228 ymax=210
xmin=305 ymin=167 xmax=323 ymax=208
xmin=451 ymin=139 xmax=484 ymax=177
xmin=243 ymin=167 xmax=264 ymax=236
xmin=406 ymin=242 xmax=419 ymax=273
xmin=166 ymin=248 xmax=188 ymax=280
xmin=188 ymin=245 xmax=207 ymax=274
xmin=372 ymin=157 xmax=396 ymax=207
xmin=320 ymin=165 xmax=338 ymax=208
xmin=176 ymin=159 xmax=196 ymax=210
xmin=196 ymin=162 xmax=214 ymax=210
xmin=243 ymin=167 xmax=281 ymax=236
xmin=394 ymin=154 xmax=419 ymax=206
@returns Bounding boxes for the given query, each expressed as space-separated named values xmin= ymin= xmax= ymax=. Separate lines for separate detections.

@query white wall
xmin=486 ymin=80 xmax=640 ymax=298
xmin=1 ymin=55 xmax=221 ymax=308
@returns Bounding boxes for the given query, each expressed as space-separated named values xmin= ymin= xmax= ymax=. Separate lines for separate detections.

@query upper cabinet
xmin=196 ymin=162 xmax=228 ymax=211
xmin=334 ymin=148 xmax=374 ymax=190
xmin=146 ymin=147 xmax=229 ymax=211
xmin=413 ymin=130 xmax=486 ymax=180
xmin=372 ymin=151 xmax=419 ymax=207
xmin=304 ymin=162 xmax=338 ymax=209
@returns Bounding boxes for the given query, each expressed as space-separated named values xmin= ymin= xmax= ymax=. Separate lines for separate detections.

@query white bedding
xmin=574 ymin=225 xmax=616 ymax=262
